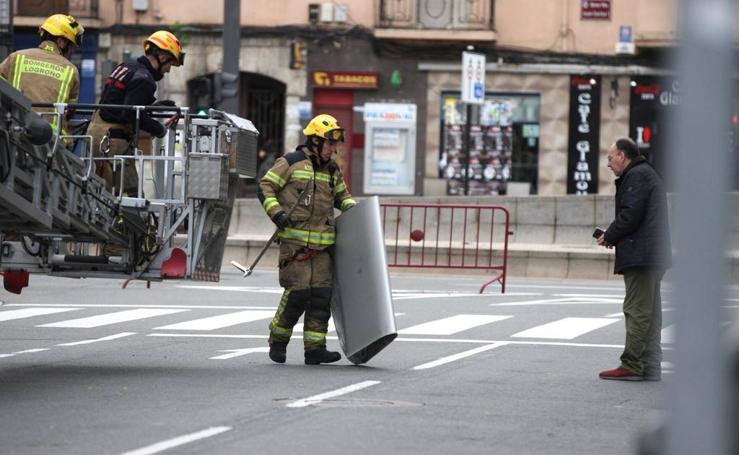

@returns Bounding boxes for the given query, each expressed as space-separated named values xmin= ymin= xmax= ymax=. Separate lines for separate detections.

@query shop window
xmin=438 ymin=91 xmax=540 ymax=195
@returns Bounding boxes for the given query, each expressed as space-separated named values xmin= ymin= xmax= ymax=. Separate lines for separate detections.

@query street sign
xmin=615 ymin=25 xmax=635 ymax=55
xmin=461 ymin=51 xmax=485 ymax=105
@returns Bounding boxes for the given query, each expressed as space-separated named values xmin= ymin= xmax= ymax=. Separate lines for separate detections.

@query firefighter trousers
xmin=86 ymin=112 xmax=139 ymax=196
xmin=269 ymin=243 xmax=333 ymax=350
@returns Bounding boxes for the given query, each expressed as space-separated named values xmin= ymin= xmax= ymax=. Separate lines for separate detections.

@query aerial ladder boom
xmin=0 ymin=78 xmax=258 ymax=293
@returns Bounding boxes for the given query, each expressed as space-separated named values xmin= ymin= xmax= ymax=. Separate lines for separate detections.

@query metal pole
xmin=220 ymin=0 xmax=241 ymax=114
xmin=666 ymin=0 xmax=736 ymax=453
xmin=0 ymin=0 xmax=12 ymax=61
xmin=463 ymin=103 xmax=472 ymax=196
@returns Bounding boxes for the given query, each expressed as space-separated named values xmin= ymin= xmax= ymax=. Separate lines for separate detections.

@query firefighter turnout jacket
xmin=96 ymin=55 xmax=166 ymax=138
xmin=259 ymin=146 xmax=356 ymax=250
xmin=0 ymin=40 xmax=79 ymax=135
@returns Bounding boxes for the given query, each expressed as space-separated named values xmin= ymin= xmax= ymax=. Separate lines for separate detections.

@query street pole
xmin=463 ymin=103 xmax=472 ymax=196
xmin=220 ymin=0 xmax=240 ymax=114
xmin=0 ymin=0 xmax=12 ymax=61
xmin=666 ymin=0 xmax=736 ymax=453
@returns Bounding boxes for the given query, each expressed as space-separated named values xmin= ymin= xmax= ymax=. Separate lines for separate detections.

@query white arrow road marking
xmin=210 ymin=347 xmax=269 ymax=360
xmin=287 ymin=380 xmax=381 ymax=408
xmin=119 ymin=426 xmax=232 ymax=455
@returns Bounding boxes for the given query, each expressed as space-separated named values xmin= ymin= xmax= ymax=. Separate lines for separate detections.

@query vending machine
xmin=363 ymin=103 xmax=417 ymax=195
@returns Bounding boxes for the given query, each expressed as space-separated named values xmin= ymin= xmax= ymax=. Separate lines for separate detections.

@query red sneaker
xmin=599 ymin=367 xmax=644 ymax=381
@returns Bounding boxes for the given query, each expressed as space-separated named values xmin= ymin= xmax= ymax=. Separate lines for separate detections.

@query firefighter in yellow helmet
xmin=0 ymin=14 xmax=84 ymax=137
xmin=87 ymin=30 xmax=184 ymax=195
xmin=258 ymin=114 xmax=356 ymax=365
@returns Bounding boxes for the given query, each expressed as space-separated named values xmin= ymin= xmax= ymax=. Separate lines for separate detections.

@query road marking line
xmin=177 ymin=285 xmax=284 ymax=293
xmin=38 ymin=308 xmax=188 ymax=328
xmin=555 ymin=293 xmax=625 ymax=298
xmin=155 ymin=310 xmax=274 ymax=331
xmin=512 ymin=317 xmax=619 ymax=339
xmin=0 ymin=307 xmax=81 ymax=321
xmin=287 ymin=380 xmax=381 ymax=408
xmin=0 ymin=348 xmax=51 ymax=358
xmin=491 ymin=297 xmax=624 ymax=307
xmin=398 ymin=314 xmax=511 ymax=335
xmin=14 ymin=348 xmax=50 ymax=354
xmin=57 ymin=332 xmax=136 ymax=346
xmin=506 ymin=284 xmax=626 ymax=291
xmin=210 ymin=347 xmax=269 ymax=360
xmin=662 ymin=324 xmax=675 ymax=344
xmin=149 ymin=333 xmax=269 ymax=339
xmin=604 ymin=312 xmax=624 ymax=318
xmin=119 ymin=426 xmax=232 ymax=455
xmin=147 ymin=333 xmax=640 ymax=349
xmin=412 ymin=342 xmax=508 ymax=370
xmin=7 ymin=303 xmax=275 ymax=310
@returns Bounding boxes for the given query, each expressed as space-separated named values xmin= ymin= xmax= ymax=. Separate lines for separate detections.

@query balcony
xmin=376 ymin=0 xmax=496 ymax=42
xmin=14 ymin=0 xmax=99 ymax=22
xmin=16 ymin=0 xmax=98 ymax=18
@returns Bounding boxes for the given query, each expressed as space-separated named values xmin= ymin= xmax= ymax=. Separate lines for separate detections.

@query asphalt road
xmin=1 ymin=271 xmax=736 ymax=455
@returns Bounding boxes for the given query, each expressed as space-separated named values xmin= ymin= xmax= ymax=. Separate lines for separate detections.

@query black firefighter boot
xmin=304 ymin=347 xmax=341 ymax=365
xmin=269 ymin=342 xmax=287 ymax=364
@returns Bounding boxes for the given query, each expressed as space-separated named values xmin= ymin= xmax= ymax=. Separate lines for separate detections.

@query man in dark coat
xmin=597 ymin=137 xmax=672 ymax=381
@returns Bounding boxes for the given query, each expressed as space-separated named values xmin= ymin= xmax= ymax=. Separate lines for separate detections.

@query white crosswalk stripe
xmin=398 ymin=314 xmax=511 ymax=336
xmin=511 ymin=317 xmax=618 ymax=340
xmin=154 ymin=310 xmax=274 ymax=331
xmin=38 ymin=308 xmax=189 ymax=328
xmin=661 ymin=324 xmax=675 ymax=344
xmin=0 ymin=307 xmax=81 ymax=322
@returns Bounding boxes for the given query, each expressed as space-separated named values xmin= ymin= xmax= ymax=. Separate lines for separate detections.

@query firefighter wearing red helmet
xmin=0 ymin=14 xmax=84 ymax=137
xmin=86 ymin=30 xmax=184 ymax=195
xmin=258 ymin=114 xmax=356 ymax=365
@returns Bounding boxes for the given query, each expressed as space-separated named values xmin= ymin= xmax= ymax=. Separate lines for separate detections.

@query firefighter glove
xmin=271 ymin=211 xmax=290 ymax=230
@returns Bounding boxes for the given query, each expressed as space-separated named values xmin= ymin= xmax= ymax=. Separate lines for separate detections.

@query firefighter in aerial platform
xmin=259 ymin=114 xmax=356 ymax=365
xmin=86 ymin=30 xmax=184 ymax=195
xmin=0 ymin=14 xmax=84 ymax=137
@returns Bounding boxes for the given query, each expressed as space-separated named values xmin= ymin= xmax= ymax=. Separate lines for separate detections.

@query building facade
xmin=7 ymin=0 xmax=727 ymax=197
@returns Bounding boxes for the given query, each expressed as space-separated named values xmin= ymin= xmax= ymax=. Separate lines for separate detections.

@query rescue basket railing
xmin=380 ymin=203 xmax=513 ymax=293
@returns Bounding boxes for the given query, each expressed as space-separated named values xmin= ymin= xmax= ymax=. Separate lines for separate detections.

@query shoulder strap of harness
xmin=284 ymin=149 xmax=307 ymax=166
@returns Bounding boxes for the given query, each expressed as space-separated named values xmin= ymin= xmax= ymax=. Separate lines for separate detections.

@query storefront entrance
xmin=313 ymin=88 xmax=353 ymax=190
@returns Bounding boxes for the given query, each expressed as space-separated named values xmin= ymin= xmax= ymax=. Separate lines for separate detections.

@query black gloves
xmin=153 ymin=99 xmax=177 ymax=107
xmin=271 ymin=211 xmax=290 ymax=229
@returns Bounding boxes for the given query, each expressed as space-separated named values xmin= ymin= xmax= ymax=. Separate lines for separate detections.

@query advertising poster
xmin=566 ymin=75 xmax=601 ymax=195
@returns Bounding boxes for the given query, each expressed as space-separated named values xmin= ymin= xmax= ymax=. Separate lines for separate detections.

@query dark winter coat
xmin=604 ymin=157 xmax=672 ymax=274
xmin=97 ymin=56 xmax=165 ymax=137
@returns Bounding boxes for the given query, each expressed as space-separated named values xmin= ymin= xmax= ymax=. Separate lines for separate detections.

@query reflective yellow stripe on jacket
xmin=12 ymin=55 xmax=24 ymax=89
xmin=262 ymin=196 xmax=280 ymax=212
xmin=277 ymin=227 xmax=336 ymax=247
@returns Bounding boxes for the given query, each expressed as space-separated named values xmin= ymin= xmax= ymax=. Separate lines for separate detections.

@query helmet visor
xmin=324 ymin=128 xmax=344 ymax=142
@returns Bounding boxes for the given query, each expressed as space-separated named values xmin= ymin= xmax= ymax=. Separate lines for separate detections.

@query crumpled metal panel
xmin=330 ymin=196 xmax=397 ymax=364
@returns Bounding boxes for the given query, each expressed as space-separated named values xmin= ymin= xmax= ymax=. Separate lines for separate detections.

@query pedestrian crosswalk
xmin=0 ymin=304 xmax=697 ymax=343
xmin=511 ymin=317 xmax=618 ymax=340
xmin=38 ymin=308 xmax=188 ymax=328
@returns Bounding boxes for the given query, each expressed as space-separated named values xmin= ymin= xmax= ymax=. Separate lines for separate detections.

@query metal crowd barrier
xmin=380 ymin=203 xmax=513 ymax=293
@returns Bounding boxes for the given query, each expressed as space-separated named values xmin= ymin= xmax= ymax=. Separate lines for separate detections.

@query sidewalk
xmin=223 ymin=195 xmax=739 ymax=283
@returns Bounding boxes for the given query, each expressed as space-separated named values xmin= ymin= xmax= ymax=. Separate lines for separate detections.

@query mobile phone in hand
xmin=592 ymin=227 xmax=605 ymax=239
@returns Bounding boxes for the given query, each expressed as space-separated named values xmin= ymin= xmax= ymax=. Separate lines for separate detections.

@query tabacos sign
xmin=311 ymin=71 xmax=379 ymax=90
xmin=567 ymin=75 xmax=601 ymax=195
